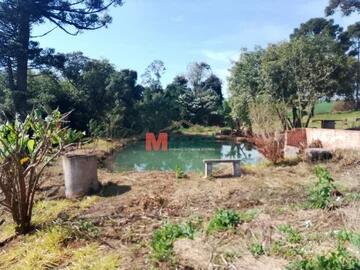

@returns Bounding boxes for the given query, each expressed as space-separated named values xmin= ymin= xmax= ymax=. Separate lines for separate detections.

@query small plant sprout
xmin=249 ymin=242 xmax=265 ymax=257
xmin=175 ymin=164 xmax=186 ymax=179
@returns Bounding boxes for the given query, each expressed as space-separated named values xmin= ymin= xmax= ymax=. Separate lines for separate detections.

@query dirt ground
xmin=0 ymin=143 xmax=359 ymax=269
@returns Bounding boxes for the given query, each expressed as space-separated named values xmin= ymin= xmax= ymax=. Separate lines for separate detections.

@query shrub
xmin=287 ymin=246 xmax=360 ymax=270
xmin=207 ymin=209 xmax=241 ymax=233
xmin=151 ymin=222 xmax=196 ymax=261
xmin=308 ymin=166 xmax=337 ymax=209
xmin=0 ymin=110 xmax=70 ymax=234
xmin=252 ymin=132 xmax=284 ymax=164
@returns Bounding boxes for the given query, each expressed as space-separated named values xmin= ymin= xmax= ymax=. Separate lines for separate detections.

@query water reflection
xmin=109 ymin=136 xmax=263 ymax=172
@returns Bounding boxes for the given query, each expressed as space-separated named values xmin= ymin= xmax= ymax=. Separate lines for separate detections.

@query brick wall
xmin=285 ymin=128 xmax=360 ymax=150
xmin=285 ymin=129 xmax=307 ymax=147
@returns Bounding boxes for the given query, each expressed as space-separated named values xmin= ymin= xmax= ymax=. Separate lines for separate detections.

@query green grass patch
xmin=177 ymin=125 xmax=221 ymax=136
xmin=151 ymin=222 xmax=196 ymax=262
xmin=207 ymin=209 xmax=241 ymax=234
xmin=314 ymin=102 xmax=335 ymax=115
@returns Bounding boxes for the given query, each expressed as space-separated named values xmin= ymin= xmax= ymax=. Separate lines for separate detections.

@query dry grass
xmin=0 ymin=144 xmax=359 ymax=269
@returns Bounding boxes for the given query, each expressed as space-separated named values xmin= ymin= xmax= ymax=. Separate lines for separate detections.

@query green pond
xmin=108 ymin=136 xmax=263 ymax=172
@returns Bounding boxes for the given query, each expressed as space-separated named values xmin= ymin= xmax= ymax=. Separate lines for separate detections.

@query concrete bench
xmin=203 ymin=159 xmax=241 ymax=178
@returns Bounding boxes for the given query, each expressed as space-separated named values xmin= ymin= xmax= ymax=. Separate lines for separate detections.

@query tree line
xmin=229 ymin=3 xmax=360 ymax=130
xmin=0 ymin=0 xmax=359 ymax=136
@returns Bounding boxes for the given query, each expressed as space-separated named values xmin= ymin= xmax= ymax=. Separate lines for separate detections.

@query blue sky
xmin=33 ymin=0 xmax=358 ymax=96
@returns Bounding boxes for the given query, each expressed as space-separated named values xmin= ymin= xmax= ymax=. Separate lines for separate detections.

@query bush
xmin=151 ymin=222 xmax=196 ymax=261
xmin=287 ymin=246 xmax=360 ymax=270
xmin=0 ymin=110 xmax=69 ymax=234
xmin=252 ymin=132 xmax=284 ymax=164
xmin=308 ymin=166 xmax=337 ymax=209
xmin=207 ymin=209 xmax=241 ymax=233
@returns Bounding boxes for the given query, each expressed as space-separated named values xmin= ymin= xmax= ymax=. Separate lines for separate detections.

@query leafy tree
xmin=201 ymin=74 xmax=223 ymax=105
xmin=291 ymin=18 xmax=344 ymax=40
xmin=228 ymin=47 xmax=265 ymax=127
xmin=325 ymin=0 xmax=360 ymax=16
xmin=262 ymin=36 xmax=349 ymax=128
xmin=345 ymin=23 xmax=360 ymax=107
xmin=187 ymin=62 xmax=211 ymax=93
xmin=0 ymin=0 xmax=123 ymax=113
xmin=290 ymin=18 xmax=350 ymax=52
xmin=141 ymin=60 xmax=166 ymax=92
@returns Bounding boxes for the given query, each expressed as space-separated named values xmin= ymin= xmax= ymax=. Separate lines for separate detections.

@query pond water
xmin=108 ymin=136 xmax=263 ymax=172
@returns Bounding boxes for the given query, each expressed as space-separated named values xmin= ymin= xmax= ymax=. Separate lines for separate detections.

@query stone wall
xmin=285 ymin=128 xmax=360 ymax=150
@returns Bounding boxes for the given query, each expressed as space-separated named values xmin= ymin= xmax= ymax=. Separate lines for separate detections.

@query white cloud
xmin=201 ymin=49 xmax=239 ymax=62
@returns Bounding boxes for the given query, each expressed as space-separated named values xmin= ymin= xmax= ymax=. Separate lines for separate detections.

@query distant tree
xmin=228 ymin=47 xmax=265 ymax=127
xmin=325 ymin=0 xmax=360 ymax=16
xmin=187 ymin=62 xmax=211 ymax=93
xmin=0 ymin=0 xmax=123 ymax=113
xmin=141 ymin=60 xmax=166 ymax=92
xmin=291 ymin=18 xmax=343 ymax=40
xmin=345 ymin=23 xmax=360 ymax=107
xmin=201 ymin=74 xmax=223 ymax=105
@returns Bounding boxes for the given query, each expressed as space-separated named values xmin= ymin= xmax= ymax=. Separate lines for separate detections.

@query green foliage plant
xmin=287 ymin=245 xmax=360 ymax=270
xmin=207 ymin=209 xmax=241 ymax=234
xmin=308 ymin=166 xmax=337 ymax=209
xmin=0 ymin=110 xmax=70 ymax=234
xmin=151 ymin=222 xmax=196 ymax=262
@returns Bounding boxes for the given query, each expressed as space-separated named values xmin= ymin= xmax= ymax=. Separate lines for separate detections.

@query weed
xmin=270 ymin=240 xmax=304 ymax=260
xmin=175 ymin=164 xmax=186 ymax=179
xmin=287 ymin=245 xmax=360 ymax=270
xmin=249 ymin=242 xmax=265 ymax=257
xmin=207 ymin=209 xmax=241 ymax=234
xmin=53 ymin=219 xmax=100 ymax=240
xmin=238 ymin=208 xmax=260 ymax=222
xmin=307 ymin=166 xmax=337 ymax=209
xmin=333 ymin=230 xmax=360 ymax=251
xmin=278 ymin=224 xmax=302 ymax=244
xmin=151 ymin=222 xmax=196 ymax=262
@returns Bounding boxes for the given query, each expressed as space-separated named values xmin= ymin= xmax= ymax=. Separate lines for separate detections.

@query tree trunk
xmin=14 ymin=5 xmax=30 ymax=115
xmin=356 ymin=41 xmax=360 ymax=110
xmin=292 ymin=107 xmax=302 ymax=128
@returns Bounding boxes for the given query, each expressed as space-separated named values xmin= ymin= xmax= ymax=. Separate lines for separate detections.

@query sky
xmin=33 ymin=0 xmax=359 ymax=97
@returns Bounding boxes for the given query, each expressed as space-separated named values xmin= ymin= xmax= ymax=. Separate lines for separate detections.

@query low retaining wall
xmin=286 ymin=128 xmax=360 ymax=150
